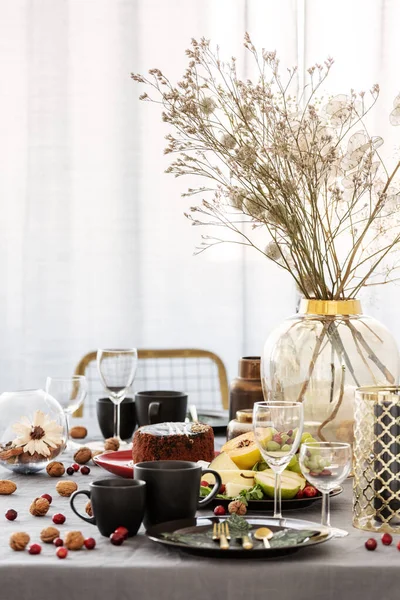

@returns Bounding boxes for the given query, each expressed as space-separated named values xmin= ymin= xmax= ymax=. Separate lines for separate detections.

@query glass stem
xmin=321 ymin=491 xmax=330 ymax=527
xmin=113 ymin=402 xmax=121 ymax=440
xmin=65 ymin=412 xmax=70 ymax=441
xmin=274 ymin=471 xmax=282 ymax=519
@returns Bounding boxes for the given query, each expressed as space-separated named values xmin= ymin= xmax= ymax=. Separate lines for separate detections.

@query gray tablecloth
xmin=0 ymin=437 xmax=398 ymax=600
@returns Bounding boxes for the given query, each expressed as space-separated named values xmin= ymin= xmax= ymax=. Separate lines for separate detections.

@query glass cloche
xmin=0 ymin=389 xmax=67 ymax=474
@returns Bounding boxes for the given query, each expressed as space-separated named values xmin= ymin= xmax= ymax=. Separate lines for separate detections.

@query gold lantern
xmin=353 ymin=386 xmax=400 ymax=532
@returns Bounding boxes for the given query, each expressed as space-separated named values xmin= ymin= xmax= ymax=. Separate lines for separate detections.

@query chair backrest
xmin=73 ymin=348 xmax=229 ymax=417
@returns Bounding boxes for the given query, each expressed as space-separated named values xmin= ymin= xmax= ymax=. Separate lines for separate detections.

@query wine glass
xmin=96 ymin=349 xmax=138 ymax=443
xmin=299 ymin=441 xmax=352 ymax=537
xmin=253 ymin=401 xmax=303 ymax=519
xmin=45 ymin=376 xmax=88 ymax=451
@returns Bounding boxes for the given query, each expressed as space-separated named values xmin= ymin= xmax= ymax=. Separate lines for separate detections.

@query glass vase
xmin=0 ymin=389 xmax=67 ymax=474
xmin=261 ymin=300 xmax=400 ymax=444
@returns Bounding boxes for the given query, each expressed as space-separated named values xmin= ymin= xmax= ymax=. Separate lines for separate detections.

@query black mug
xmin=134 ymin=460 xmax=221 ymax=529
xmin=70 ymin=478 xmax=146 ymax=537
xmin=135 ymin=391 xmax=188 ymax=426
xmin=96 ymin=397 xmax=136 ymax=440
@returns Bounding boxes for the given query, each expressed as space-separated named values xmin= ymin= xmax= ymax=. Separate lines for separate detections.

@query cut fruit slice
xmin=221 ymin=430 xmax=273 ymax=470
xmin=208 ymin=452 xmax=239 ymax=472
xmin=225 ymin=481 xmax=253 ymax=498
xmin=261 ymin=468 xmax=306 ymax=490
xmin=254 ymin=471 xmax=301 ymax=499
xmin=201 ymin=470 xmax=255 ymax=486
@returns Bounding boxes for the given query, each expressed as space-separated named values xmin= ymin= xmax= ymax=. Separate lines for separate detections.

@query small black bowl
xmin=96 ymin=397 xmax=136 ymax=441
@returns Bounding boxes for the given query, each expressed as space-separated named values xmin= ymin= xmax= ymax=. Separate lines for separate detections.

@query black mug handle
xmin=198 ymin=469 xmax=222 ymax=507
xmin=148 ymin=401 xmax=160 ymax=425
xmin=70 ymin=489 xmax=96 ymax=524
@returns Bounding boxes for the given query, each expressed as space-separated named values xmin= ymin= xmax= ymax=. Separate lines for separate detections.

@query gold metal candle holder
xmin=353 ymin=386 xmax=400 ymax=532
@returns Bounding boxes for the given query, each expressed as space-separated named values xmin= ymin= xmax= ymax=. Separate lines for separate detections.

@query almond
xmin=0 ymin=480 xmax=17 ymax=495
xmin=56 ymin=480 xmax=78 ymax=497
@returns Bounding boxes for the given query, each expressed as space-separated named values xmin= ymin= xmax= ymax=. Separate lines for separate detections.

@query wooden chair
xmin=73 ymin=348 xmax=229 ymax=417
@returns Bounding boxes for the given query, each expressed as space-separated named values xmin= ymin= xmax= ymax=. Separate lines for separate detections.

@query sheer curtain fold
xmin=0 ymin=0 xmax=397 ymax=392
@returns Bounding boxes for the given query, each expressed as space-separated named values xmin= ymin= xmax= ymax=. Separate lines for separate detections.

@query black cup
xmin=70 ymin=478 xmax=146 ymax=537
xmin=135 ymin=391 xmax=188 ymax=426
xmin=133 ymin=460 xmax=221 ymax=529
xmin=96 ymin=397 xmax=136 ymax=440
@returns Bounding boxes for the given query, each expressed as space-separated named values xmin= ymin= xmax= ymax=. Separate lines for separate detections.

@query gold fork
xmin=212 ymin=522 xmax=230 ymax=550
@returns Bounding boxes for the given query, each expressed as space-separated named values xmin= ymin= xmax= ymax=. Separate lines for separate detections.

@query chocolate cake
xmin=132 ymin=422 xmax=214 ymax=463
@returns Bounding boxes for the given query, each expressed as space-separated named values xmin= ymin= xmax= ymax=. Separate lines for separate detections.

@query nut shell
xmin=0 ymin=479 xmax=17 ymax=495
xmin=85 ymin=500 xmax=93 ymax=517
xmin=46 ymin=461 xmax=65 ymax=477
xmin=228 ymin=500 xmax=247 ymax=516
xmin=10 ymin=532 xmax=30 ymax=551
xmin=40 ymin=526 xmax=60 ymax=543
xmin=70 ymin=426 xmax=87 ymax=439
xmin=73 ymin=447 xmax=92 ymax=465
xmin=56 ymin=480 xmax=78 ymax=497
xmin=104 ymin=437 xmax=120 ymax=451
xmin=29 ymin=497 xmax=50 ymax=517
xmin=64 ymin=530 xmax=85 ymax=550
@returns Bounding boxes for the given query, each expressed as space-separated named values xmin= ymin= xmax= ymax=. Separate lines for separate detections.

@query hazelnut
xmin=104 ymin=437 xmax=120 ymax=451
xmin=40 ymin=526 xmax=60 ymax=543
xmin=73 ymin=447 xmax=92 ymax=465
xmin=10 ymin=532 xmax=30 ymax=551
xmin=70 ymin=426 xmax=87 ymax=439
xmin=64 ymin=530 xmax=85 ymax=550
xmin=56 ymin=480 xmax=78 ymax=497
xmin=85 ymin=500 xmax=93 ymax=517
xmin=46 ymin=461 xmax=65 ymax=477
xmin=29 ymin=497 xmax=50 ymax=517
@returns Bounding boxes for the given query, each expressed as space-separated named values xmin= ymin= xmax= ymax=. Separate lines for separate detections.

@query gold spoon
xmin=254 ymin=527 xmax=274 ymax=548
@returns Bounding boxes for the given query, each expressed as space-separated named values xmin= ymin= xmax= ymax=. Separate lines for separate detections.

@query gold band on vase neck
xmin=300 ymin=299 xmax=362 ymax=316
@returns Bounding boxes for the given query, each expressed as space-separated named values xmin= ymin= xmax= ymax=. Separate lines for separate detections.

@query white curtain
xmin=0 ymin=0 xmax=398 ymax=392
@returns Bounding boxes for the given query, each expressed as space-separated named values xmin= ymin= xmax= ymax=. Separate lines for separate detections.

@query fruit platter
xmin=198 ymin=429 xmax=342 ymax=513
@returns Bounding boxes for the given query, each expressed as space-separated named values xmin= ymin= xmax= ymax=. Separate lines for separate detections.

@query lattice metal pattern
xmin=74 ymin=352 xmax=228 ymax=418
xmin=353 ymin=387 xmax=400 ymax=533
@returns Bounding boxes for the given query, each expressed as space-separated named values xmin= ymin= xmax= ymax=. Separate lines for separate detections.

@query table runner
xmin=0 ymin=439 xmax=397 ymax=600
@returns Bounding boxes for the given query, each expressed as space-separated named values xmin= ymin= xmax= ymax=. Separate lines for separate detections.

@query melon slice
xmin=209 ymin=452 xmax=239 ymax=472
xmin=201 ymin=469 xmax=255 ymax=486
xmin=225 ymin=481 xmax=253 ymax=498
xmin=221 ymin=430 xmax=273 ymax=470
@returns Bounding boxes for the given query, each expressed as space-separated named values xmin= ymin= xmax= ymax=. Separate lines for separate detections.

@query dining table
xmin=0 ymin=419 xmax=398 ymax=600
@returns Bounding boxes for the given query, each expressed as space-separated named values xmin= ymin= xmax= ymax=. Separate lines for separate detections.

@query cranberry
xmin=287 ymin=429 xmax=293 ymax=437
xmin=295 ymin=489 xmax=304 ymax=499
xmin=72 ymin=463 xmax=80 ymax=472
xmin=114 ymin=526 xmax=129 ymax=541
xmin=56 ymin=547 xmax=68 ymax=559
xmin=272 ymin=434 xmax=282 ymax=444
xmin=110 ymin=532 xmax=124 ymax=546
xmin=321 ymin=469 xmax=332 ymax=476
xmin=286 ymin=437 xmax=294 ymax=445
xmin=397 ymin=540 xmax=400 ymax=551
xmin=53 ymin=513 xmax=66 ymax=525
xmin=53 ymin=537 xmax=64 ymax=547
xmin=66 ymin=467 xmax=74 ymax=476
xmin=5 ymin=509 xmax=17 ymax=521
xmin=28 ymin=543 xmax=42 ymax=555
xmin=303 ymin=485 xmax=318 ymax=498
xmin=81 ymin=466 xmax=90 ymax=475
xmin=213 ymin=505 xmax=226 ymax=516
xmin=219 ymin=484 xmax=226 ymax=495
xmin=365 ymin=538 xmax=377 ymax=551
xmin=200 ymin=480 xmax=210 ymax=487
xmin=41 ymin=494 xmax=52 ymax=504
xmin=381 ymin=533 xmax=393 ymax=546
xmin=84 ymin=537 xmax=96 ymax=550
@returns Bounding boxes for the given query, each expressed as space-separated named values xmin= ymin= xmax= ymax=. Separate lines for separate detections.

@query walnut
xmin=9 ymin=532 xmax=30 ymax=551
xmin=104 ymin=437 xmax=120 ymax=451
xmin=70 ymin=426 xmax=87 ymax=439
xmin=40 ymin=526 xmax=60 ymax=543
xmin=56 ymin=480 xmax=78 ymax=497
xmin=73 ymin=447 xmax=92 ymax=465
xmin=228 ymin=499 xmax=247 ymax=516
xmin=46 ymin=461 xmax=65 ymax=477
xmin=0 ymin=480 xmax=17 ymax=495
xmin=29 ymin=497 xmax=50 ymax=517
xmin=85 ymin=500 xmax=93 ymax=517
xmin=64 ymin=530 xmax=85 ymax=550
